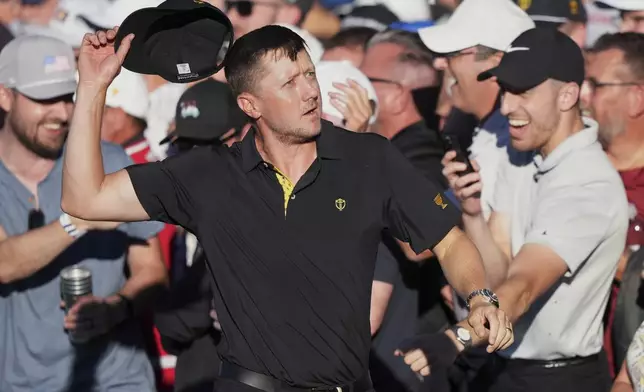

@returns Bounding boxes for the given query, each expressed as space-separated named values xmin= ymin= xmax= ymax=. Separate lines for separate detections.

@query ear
xmin=237 ymin=93 xmax=261 ymax=120
xmin=558 ymin=82 xmax=581 ymax=112
xmin=280 ymin=4 xmax=302 ymax=26
xmin=627 ymin=85 xmax=644 ymax=118
xmin=388 ymin=87 xmax=409 ymax=115
xmin=485 ymin=51 xmax=504 ymax=68
xmin=0 ymin=86 xmax=13 ymax=112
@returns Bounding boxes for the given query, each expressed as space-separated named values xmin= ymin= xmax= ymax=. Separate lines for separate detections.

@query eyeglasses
xmin=368 ymin=77 xmax=402 ymax=87
xmin=28 ymin=209 xmax=44 ymax=230
xmin=224 ymin=0 xmax=280 ymax=17
xmin=585 ymin=77 xmax=644 ymax=93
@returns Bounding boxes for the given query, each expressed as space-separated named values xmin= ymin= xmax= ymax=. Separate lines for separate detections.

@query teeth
xmin=43 ymin=123 xmax=62 ymax=130
xmin=509 ymin=119 xmax=530 ymax=127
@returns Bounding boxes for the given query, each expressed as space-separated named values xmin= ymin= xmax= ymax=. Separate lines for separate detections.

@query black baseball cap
xmin=340 ymin=5 xmax=399 ymax=32
xmin=114 ymin=0 xmax=233 ymax=84
xmin=161 ymin=79 xmax=248 ymax=145
xmin=516 ymin=0 xmax=587 ymax=26
xmin=477 ymin=28 xmax=584 ymax=93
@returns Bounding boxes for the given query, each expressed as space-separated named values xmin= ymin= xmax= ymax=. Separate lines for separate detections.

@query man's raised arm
xmin=61 ymin=29 xmax=148 ymax=222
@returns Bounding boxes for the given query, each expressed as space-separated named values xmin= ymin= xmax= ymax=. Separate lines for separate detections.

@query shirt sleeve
xmin=524 ymin=186 xmax=614 ymax=274
xmin=373 ymin=242 xmax=399 ymax=284
xmin=126 ymin=147 xmax=214 ymax=233
xmin=382 ymin=141 xmax=461 ymax=254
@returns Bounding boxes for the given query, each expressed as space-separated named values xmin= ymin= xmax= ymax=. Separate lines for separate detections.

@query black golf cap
xmin=114 ymin=0 xmax=233 ymax=84
xmin=161 ymin=79 xmax=248 ymax=145
xmin=516 ymin=0 xmax=587 ymax=26
xmin=477 ymin=28 xmax=584 ymax=94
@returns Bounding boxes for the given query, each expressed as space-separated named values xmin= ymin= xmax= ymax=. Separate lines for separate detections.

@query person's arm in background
xmin=442 ymin=151 xmax=511 ymax=288
xmin=62 ymin=29 xmax=149 ymax=222
xmin=612 ymin=361 xmax=634 ymax=392
xmin=371 ymin=243 xmax=398 ymax=336
xmin=0 ymin=217 xmax=121 ymax=284
xmin=155 ymin=256 xmax=215 ymax=354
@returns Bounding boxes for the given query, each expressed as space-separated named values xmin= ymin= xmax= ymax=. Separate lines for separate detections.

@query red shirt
xmin=124 ymin=136 xmax=177 ymax=390
xmin=619 ymin=168 xmax=644 ymax=246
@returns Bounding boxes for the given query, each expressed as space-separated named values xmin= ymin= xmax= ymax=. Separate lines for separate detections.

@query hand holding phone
xmin=440 ymin=134 xmax=481 ymax=199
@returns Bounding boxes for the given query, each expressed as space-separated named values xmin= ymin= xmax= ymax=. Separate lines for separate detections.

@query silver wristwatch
xmin=449 ymin=326 xmax=472 ymax=349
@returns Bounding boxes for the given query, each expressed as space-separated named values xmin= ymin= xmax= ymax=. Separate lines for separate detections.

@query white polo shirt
xmin=492 ymin=118 xmax=628 ymax=360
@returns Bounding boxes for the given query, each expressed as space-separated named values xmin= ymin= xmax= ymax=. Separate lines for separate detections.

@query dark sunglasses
xmin=225 ymin=0 xmax=279 ymax=17
xmin=28 ymin=209 xmax=45 ymax=230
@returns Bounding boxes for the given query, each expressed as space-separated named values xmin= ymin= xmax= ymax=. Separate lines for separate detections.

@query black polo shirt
xmin=126 ymin=121 xmax=460 ymax=388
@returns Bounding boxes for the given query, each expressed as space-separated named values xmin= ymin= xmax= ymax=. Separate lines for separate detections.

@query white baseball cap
xmin=316 ymin=60 xmax=378 ymax=125
xmin=105 ymin=68 xmax=150 ymax=120
xmin=418 ymin=0 xmax=535 ymax=54
xmin=353 ymin=0 xmax=431 ymax=22
xmin=84 ymin=0 xmax=164 ymax=29
xmin=595 ymin=0 xmax=644 ymax=11
xmin=276 ymin=24 xmax=324 ymax=64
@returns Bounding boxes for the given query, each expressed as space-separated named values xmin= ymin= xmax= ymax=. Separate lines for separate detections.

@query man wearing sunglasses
xmin=225 ymin=0 xmax=307 ymax=39
xmin=0 ymin=35 xmax=167 ymax=392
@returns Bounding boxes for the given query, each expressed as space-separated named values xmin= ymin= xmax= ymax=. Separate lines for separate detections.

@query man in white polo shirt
xmin=404 ymin=28 xmax=629 ymax=392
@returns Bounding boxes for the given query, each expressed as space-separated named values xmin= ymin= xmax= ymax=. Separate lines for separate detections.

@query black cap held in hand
xmin=477 ymin=27 xmax=584 ymax=94
xmin=114 ymin=0 xmax=233 ymax=84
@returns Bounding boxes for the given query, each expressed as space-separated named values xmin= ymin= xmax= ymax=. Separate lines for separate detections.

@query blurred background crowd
xmin=2 ymin=0 xmax=644 ymax=391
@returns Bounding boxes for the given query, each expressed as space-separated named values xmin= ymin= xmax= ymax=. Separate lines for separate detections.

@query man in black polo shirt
xmin=61 ymin=26 xmax=513 ymax=392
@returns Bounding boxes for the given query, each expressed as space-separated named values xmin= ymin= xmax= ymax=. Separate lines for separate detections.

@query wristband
xmin=59 ymin=213 xmax=86 ymax=239
xmin=466 ymin=288 xmax=500 ymax=310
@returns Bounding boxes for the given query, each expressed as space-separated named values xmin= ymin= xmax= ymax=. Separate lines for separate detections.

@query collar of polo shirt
xmin=534 ymin=117 xmax=599 ymax=175
xmin=240 ymin=120 xmax=345 ymax=173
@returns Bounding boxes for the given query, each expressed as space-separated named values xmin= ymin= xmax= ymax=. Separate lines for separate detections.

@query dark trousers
xmin=468 ymin=352 xmax=612 ymax=392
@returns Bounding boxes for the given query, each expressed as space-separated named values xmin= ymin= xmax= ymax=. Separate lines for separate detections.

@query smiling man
xmin=438 ymin=28 xmax=628 ymax=392
xmin=61 ymin=24 xmax=514 ymax=392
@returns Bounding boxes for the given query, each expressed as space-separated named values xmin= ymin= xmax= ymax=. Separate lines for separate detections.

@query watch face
xmin=457 ymin=328 xmax=471 ymax=341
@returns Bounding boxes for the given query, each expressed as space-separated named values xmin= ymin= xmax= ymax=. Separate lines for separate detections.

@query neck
xmin=254 ymin=124 xmax=317 ymax=184
xmin=606 ymin=124 xmax=644 ymax=171
xmin=540 ymin=113 xmax=586 ymax=157
xmin=473 ymin=84 xmax=500 ymax=121
xmin=377 ymin=109 xmax=423 ymax=140
xmin=0 ymin=128 xmax=56 ymax=185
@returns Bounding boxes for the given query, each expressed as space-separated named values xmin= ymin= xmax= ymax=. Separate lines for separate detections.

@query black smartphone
xmin=441 ymin=133 xmax=481 ymax=198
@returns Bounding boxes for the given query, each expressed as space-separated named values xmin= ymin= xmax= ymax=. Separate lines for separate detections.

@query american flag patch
xmin=43 ymin=56 xmax=71 ymax=74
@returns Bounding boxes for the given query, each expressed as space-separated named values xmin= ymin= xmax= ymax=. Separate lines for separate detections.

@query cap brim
xmin=418 ymin=24 xmax=478 ymax=54
xmin=18 ymin=80 xmax=77 ymax=100
xmin=477 ymin=65 xmax=544 ymax=94
xmin=159 ymin=131 xmax=176 ymax=145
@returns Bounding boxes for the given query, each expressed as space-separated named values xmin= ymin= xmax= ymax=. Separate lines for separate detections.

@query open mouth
xmin=508 ymin=118 xmax=530 ymax=137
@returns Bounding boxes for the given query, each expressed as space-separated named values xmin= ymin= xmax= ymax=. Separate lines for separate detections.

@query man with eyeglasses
xmin=584 ymin=31 xmax=644 ymax=375
xmin=0 ymin=35 xmax=167 ymax=392
xmin=225 ymin=0 xmax=309 ymax=39
xmin=595 ymin=0 xmax=644 ymax=33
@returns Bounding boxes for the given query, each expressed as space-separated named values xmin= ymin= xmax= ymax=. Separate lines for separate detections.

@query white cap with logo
xmin=316 ymin=60 xmax=378 ymax=125
xmin=418 ymin=0 xmax=535 ymax=54
xmin=105 ymin=68 xmax=150 ymax=120
xmin=0 ymin=35 xmax=76 ymax=100
xmin=595 ymin=0 xmax=644 ymax=11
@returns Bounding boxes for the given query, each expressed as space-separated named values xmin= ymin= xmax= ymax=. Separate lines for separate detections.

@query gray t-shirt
xmin=0 ymin=142 xmax=163 ymax=392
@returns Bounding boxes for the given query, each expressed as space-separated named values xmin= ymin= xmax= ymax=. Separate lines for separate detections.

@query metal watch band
xmin=466 ymin=288 xmax=500 ymax=310
xmin=59 ymin=213 xmax=86 ymax=239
